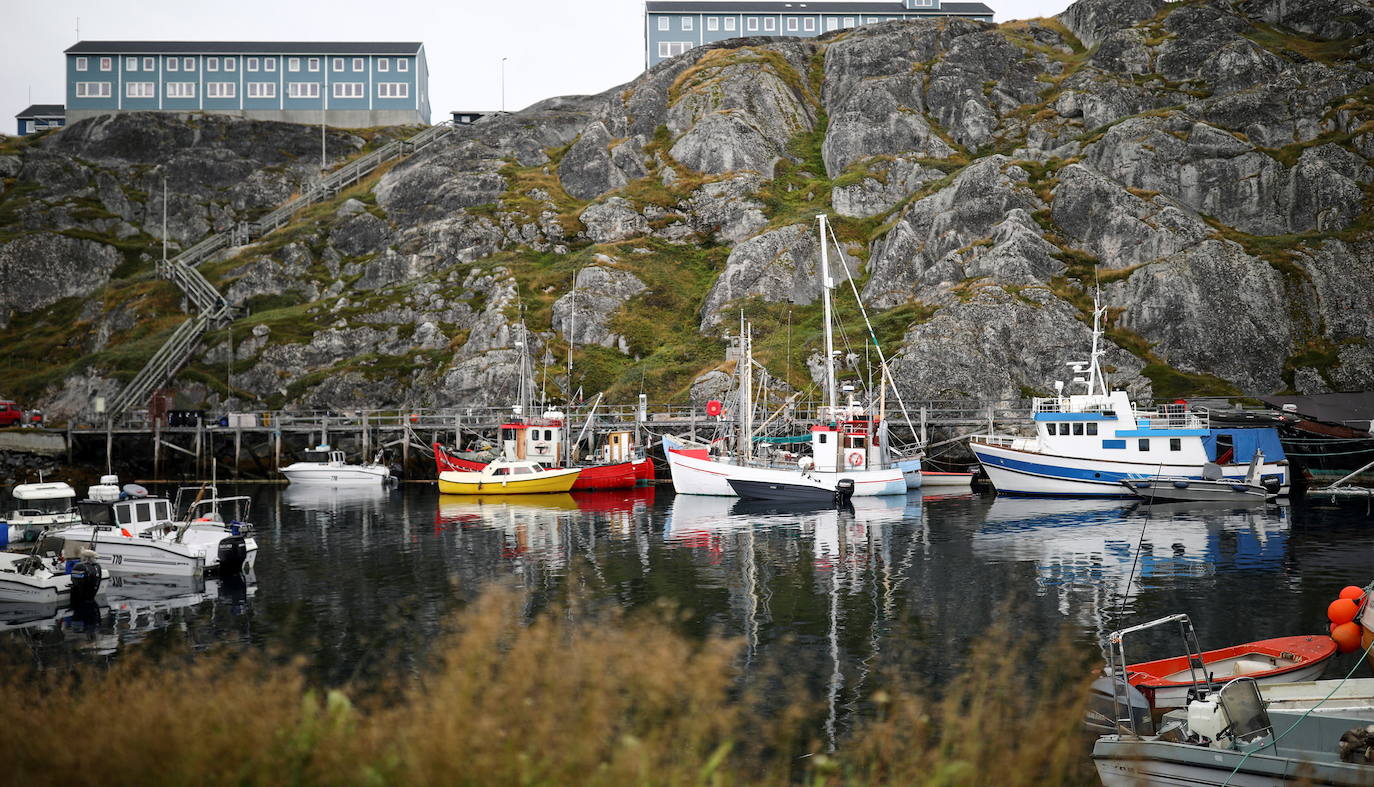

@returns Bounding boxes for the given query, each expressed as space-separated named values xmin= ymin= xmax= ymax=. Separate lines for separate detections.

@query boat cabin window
xmin=1086 ymin=423 xmax=1098 ymax=436
xmin=19 ymin=497 xmax=73 ymax=514
xmin=1046 ymin=423 xmax=1056 ymax=435
xmin=513 ymin=466 xmax=533 ymax=475
xmin=116 ymin=504 xmax=134 ymax=526
xmin=1170 ymin=438 xmax=1181 ymax=451
xmin=304 ymin=450 xmax=331 ymax=462
xmin=817 ymin=433 xmax=828 ymax=444
xmin=1138 ymin=438 xmax=1150 ymax=451
xmin=491 ymin=467 xmax=511 ymax=476
xmin=847 ymin=436 xmax=867 ymax=450
xmin=1073 ymin=423 xmax=1084 ymax=436
xmin=544 ymin=429 xmax=554 ymax=441
xmin=501 ymin=428 xmax=517 ymax=442
xmin=79 ymin=502 xmax=115 ymax=527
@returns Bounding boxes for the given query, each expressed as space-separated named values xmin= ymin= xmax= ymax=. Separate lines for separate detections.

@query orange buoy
xmin=1329 ymin=598 xmax=1360 ymax=625
xmin=1333 ymin=622 xmax=1362 ymax=653
xmin=1340 ymin=586 xmax=1366 ymax=601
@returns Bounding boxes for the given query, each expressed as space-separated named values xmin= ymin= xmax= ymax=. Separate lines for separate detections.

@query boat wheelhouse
xmin=969 ymin=296 xmax=1289 ymax=497
xmin=3 ymin=482 xmax=80 ymax=544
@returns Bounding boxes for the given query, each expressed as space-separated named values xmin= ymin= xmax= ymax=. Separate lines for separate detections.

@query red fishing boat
xmin=432 ymin=410 xmax=651 ymax=491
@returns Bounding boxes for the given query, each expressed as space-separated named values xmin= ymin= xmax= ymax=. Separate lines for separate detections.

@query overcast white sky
xmin=6 ymin=0 xmax=1070 ymax=131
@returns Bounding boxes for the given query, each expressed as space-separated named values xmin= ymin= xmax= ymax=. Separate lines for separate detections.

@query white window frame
xmin=207 ymin=82 xmax=236 ymax=98
xmin=75 ymin=56 xmax=88 ymax=71
xmin=658 ymin=16 xmax=669 ymax=30
xmin=100 ymin=57 xmax=112 ymax=71
xmin=746 ymin=16 xmax=758 ymax=30
xmin=166 ymin=57 xmax=179 ymax=72
xmin=75 ymin=82 xmax=111 ymax=98
xmin=183 ymin=57 xmax=195 ymax=71
xmin=288 ymin=57 xmax=301 ymax=72
xmin=166 ymin=82 xmax=196 ymax=98
xmin=207 ymin=56 xmax=219 ymax=71
xmin=265 ymin=58 xmax=276 ymax=72
xmin=287 ymin=82 xmax=320 ymax=99
xmin=867 ymin=17 xmax=878 ymax=22
xmin=378 ymin=58 xmax=389 ymax=72
xmin=786 ymin=17 xmax=797 ymax=31
xmin=804 ymin=17 xmax=816 ymax=30
xmin=225 ymin=57 xmax=236 ymax=71
xmin=333 ymin=57 xmax=344 ymax=71
xmin=397 ymin=59 xmax=408 ymax=72
xmin=682 ymin=16 xmax=693 ymax=30
xmin=707 ymin=16 xmax=718 ymax=30
xmin=125 ymin=57 xmax=137 ymax=71
xmin=307 ymin=57 xmax=320 ymax=72
xmin=353 ymin=57 xmax=364 ymax=71
xmin=724 ymin=16 xmax=736 ymax=30
xmin=126 ymin=81 xmax=155 ymax=98
xmin=247 ymin=56 xmax=259 ymax=71
xmin=377 ymin=82 xmax=409 ymax=98
xmin=247 ymin=82 xmax=276 ymax=98
xmin=332 ymin=81 xmax=364 ymax=98
xmin=143 ymin=56 xmax=155 ymax=71
xmin=764 ymin=17 xmax=776 ymax=30
xmin=843 ymin=16 xmax=854 ymax=25
xmin=827 ymin=17 xmax=839 ymax=30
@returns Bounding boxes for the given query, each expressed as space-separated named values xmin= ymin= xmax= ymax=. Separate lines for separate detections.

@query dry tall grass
xmin=0 ymin=591 xmax=1099 ymax=786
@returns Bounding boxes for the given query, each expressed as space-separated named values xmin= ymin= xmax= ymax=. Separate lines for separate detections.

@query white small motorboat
xmin=55 ymin=488 xmax=256 ymax=577
xmin=280 ymin=445 xmax=393 ymax=485
xmin=920 ymin=470 xmax=975 ymax=488
xmin=1121 ymin=451 xmax=1281 ymax=503
xmin=2 ymin=481 xmax=80 ymax=544
xmin=0 ymin=543 xmax=102 ymax=603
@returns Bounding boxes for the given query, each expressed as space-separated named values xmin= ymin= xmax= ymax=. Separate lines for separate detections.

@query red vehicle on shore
xmin=0 ymin=401 xmax=25 ymax=427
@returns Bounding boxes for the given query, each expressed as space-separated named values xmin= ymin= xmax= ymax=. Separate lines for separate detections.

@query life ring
xmin=847 ymin=453 xmax=863 ymax=467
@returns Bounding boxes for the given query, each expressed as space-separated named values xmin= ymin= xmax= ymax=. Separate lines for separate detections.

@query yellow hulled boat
xmin=437 ymin=459 xmax=581 ymax=495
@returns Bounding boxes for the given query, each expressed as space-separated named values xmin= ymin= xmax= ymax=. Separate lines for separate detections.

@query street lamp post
xmin=501 ymin=57 xmax=507 ymax=113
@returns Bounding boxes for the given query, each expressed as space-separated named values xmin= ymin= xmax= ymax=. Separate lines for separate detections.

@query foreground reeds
xmin=0 ymin=591 xmax=1099 ymax=786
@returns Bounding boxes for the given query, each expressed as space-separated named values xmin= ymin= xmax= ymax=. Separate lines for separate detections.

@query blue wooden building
xmin=644 ymin=0 xmax=994 ymax=67
xmin=15 ymin=105 xmax=66 ymax=136
xmin=63 ymin=41 xmax=430 ymax=127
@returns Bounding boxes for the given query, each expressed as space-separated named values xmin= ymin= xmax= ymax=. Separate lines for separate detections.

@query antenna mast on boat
xmin=818 ymin=214 xmax=838 ymax=420
xmin=1079 ymin=285 xmax=1110 ymax=397
xmin=738 ymin=313 xmax=754 ymax=463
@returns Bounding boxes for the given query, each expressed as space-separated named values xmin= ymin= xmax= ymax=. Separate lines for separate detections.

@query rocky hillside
xmin=1 ymin=0 xmax=1372 ymax=420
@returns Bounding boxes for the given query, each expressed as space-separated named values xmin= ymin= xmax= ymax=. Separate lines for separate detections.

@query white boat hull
xmin=665 ymin=446 xmax=906 ymax=497
xmin=54 ymin=527 xmax=257 ymax=577
xmin=280 ymin=463 xmax=391 ymax=485
xmin=895 ymin=459 xmax=923 ymax=490
xmin=920 ymin=471 xmax=974 ymax=488
xmin=971 ymin=442 xmax=1289 ymax=498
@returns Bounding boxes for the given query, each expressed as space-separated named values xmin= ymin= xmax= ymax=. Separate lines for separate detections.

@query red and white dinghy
xmin=1125 ymin=634 xmax=1336 ymax=708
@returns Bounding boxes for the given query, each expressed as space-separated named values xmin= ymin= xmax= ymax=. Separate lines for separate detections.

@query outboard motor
xmin=1261 ymin=476 xmax=1283 ymax=494
xmin=68 ymin=550 xmax=103 ymax=604
xmin=834 ymin=478 xmax=856 ymax=505
xmin=216 ymin=536 xmax=249 ymax=576
xmin=1086 ymin=675 xmax=1154 ymax=736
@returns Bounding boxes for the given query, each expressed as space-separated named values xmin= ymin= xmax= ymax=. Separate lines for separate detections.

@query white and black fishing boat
xmin=0 ymin=541 xmax=102 ymax=603
xmin=280 ymin=445 xmax=393 ymax=485
xmin=2 ymin=481 xmax=80 ymax=545
xmin=55 ymin=485 xmax=256 ymax=577
xmin=727 ymin=477 xmax=855 ymax=505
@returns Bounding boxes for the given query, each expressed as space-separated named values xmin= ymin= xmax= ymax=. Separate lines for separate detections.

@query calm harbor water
xmin=3 ymin=483 xmax=1371 ymax=732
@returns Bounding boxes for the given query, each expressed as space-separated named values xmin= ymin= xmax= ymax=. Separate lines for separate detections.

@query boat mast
xmin=818 ymin=214 xmax=838 ymax=420
xmin=1087 ymin=286 xmax=1109 ymax=397
xmin=738 ymin=314 xmax=754 ymax=463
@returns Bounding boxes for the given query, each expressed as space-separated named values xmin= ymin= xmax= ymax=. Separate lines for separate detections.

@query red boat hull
xmin=432 ymin=443 xmax=648 ymax=490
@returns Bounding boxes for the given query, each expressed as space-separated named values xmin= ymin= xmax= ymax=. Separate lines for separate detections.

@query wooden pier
xmin=55 ymin=399 xmax=1034 ymax=479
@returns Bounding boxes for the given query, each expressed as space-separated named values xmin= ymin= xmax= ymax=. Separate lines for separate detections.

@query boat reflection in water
xmin=664 ymin=491 xmax=923 ymax=749
xmin=974 ymin=497 xmax=1289 ymax=624
xmin=281 ymin=483 xmax=394 ymax=513
xmin=435 ymin=487 xmax=657 ymax=572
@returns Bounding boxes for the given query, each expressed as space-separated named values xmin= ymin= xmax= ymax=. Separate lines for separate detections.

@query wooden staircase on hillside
xmin=106 ymin=121 xmax=456 ymax=420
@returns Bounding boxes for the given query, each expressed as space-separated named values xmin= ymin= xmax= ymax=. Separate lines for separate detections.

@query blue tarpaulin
xmin=1202 ymin=428 xmax=1286 ymax=463
xmin=751 ymin=434 xmax=811 ymax=445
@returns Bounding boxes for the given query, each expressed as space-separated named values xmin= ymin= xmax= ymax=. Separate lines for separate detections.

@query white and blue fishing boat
xmin=969 ymin=296 xmax=1289 ymax=498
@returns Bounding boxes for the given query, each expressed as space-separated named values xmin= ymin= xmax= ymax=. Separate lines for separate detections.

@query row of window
xmin=77 ymin=81 xmax=410 ymax=100
xmin=76 ymin=55 xmax=409 ymax=74
xmin=1046 ymin=422 xmax=1099 ymax=436
xmin=655 ymin=12 xmax=934 ymax=34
